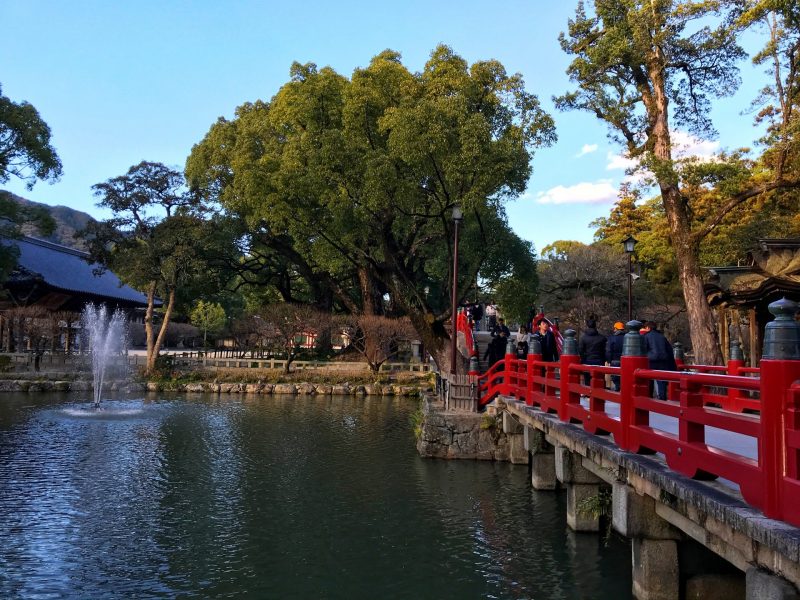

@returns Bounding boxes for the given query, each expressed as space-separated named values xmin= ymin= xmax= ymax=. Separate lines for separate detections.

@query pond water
xmin=0 ymin=393 xmax=631 ymax=599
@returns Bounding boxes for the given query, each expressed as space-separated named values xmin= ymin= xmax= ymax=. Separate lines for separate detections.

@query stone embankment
xmin=0 ymin=379 xmax=146 ymax=393
xmin=415 ymin=396 xmax=528 ymax=462
xmin=0 ymin=376 xmax=428 ymax=397
xmin=146 ymin=381 xmax=427 ymax=396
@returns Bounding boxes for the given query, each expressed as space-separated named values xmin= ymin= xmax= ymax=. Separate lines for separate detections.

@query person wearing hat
xmin=606 ymin=321 xmax=626 ymax=391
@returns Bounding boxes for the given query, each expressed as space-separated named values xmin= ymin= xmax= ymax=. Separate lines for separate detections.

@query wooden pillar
xmin=749 ymin=307 xmax=759 ymax=367
xmin=719 ymin=307 xmax=729 ymax=364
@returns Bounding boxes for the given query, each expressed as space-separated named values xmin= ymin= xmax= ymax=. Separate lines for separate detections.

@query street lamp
xmin=450 ymin=205 xmax=463 ymax=375
xmin=622 ymin=235 xmax=637 ymax=322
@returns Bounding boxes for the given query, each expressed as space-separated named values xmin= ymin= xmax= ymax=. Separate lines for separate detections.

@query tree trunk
xmin=144 ymin=282 xmax=156 ymax=371
xmin=146 ymin=287 xmax=176 ymax=373
xmin=646 ymin=59 xmax=723 ymax=365
xmin=406 ymin=310 xmax=466 ymax=375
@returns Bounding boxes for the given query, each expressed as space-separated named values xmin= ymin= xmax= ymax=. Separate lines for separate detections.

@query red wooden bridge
xmin=468 ymin=298 xmax=800 ymax=529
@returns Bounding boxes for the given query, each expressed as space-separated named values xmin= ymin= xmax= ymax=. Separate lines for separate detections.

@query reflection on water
xmin=0 ymin=394 xmax=631 ymax=599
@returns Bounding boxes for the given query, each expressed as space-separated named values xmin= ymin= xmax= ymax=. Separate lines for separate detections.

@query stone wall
xmin=416 ymin=396 xmax=525 ymax=461
xmin=0 ymin=377 xmax=428 ymax=396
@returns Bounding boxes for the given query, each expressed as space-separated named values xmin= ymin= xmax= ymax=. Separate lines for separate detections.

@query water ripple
xmin=0 ymin=394 xmax=631 ymax=599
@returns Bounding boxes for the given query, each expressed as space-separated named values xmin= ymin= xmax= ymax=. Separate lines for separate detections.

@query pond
xmin=0 ymin=393 xmax=631 ymax=599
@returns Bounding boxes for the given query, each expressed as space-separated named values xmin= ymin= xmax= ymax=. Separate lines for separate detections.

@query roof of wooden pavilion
xmin=0 ymin=235 xmax=152 ymax=313
xmin=704 ymin=238 xmax=800 ymax=365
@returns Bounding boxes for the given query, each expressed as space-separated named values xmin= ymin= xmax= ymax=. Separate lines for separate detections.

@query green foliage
xmin=84 ymin=161 xmax=229 ymax=371
xmin=480 ymin=414 xmax=500 ymax=431
xmin=556 ymin=1 xmax=744 ymax=151
xmin=576 ymin=487 xmax=612 ymax=519
xmin=190 ymin=300 xmax=227 ymax=346
xmin=0 ymin=84 xmax=61 ymax=282
xmin=0 ymin=83 xmax=62 ymax=189
xmin=186 ymin=45 xmax=554 ymax=367
xmin=410 ymin=403 xmax=425 ymax=440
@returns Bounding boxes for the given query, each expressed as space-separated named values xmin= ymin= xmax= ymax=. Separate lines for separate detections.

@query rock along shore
xmin=0 ymin=378 xmax=429 ymax=397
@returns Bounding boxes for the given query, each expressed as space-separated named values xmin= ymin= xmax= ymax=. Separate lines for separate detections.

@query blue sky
xmin=0 ymin=1 xmax=768 ymax=254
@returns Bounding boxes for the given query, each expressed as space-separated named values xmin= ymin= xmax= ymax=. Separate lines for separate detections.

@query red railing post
xmin=620 ymin=320 xmax=649 ymax=452
xmin=504 ymin=338 xmax=516 ymax=397
xmin=759 ymin=298 xmax=800 ymax=521
xmin=727 ymin=340 xmax=745 ymax=412
xmin=669 ymin=342 xmax=685 ymax=401
xmin=527 ymin=336 xmax=541 ymax=407
xmin=559 ymin=329 xmax=580 ymax=422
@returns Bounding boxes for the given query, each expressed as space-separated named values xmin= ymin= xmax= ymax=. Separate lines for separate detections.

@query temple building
xmin=0 ymin=235 xmax=151 ymax=353
xmin=705 ymin=239 xmax=800 ymax=366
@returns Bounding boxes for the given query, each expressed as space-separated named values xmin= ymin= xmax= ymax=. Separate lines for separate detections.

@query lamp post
xmin=622 ymin=235 xmax=637 ymax=322
xmin=450 ymin=205 xmax=463 ymax=375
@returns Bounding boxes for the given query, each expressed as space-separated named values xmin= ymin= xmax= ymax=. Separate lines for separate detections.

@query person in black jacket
xmin=533 ymin=319 xmax=559 ymax=362
xmin=484 ymin=330 xmax=508 ymax=369
xmin=578 ymin=318 xmax=606 ymax=386
xmin=606 ymin=321 xmax=626 ymax=391
xmin=642 ymin=321 xmax=677 ymax=400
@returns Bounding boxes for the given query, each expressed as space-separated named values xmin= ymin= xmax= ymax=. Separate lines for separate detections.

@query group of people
xmin=483 ymin=316 xmax=559 ymax=368
xmin=463 ymin=302 xmax=498 ymax=332
xmin=578 ymin=318 xmax=676 ymax=399
xmin=481 ymin=310 xmax=677 ymax=400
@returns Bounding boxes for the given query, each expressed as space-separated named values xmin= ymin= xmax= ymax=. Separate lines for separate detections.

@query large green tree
xmin=0 ymin=84 xmax=62 ymax=189
xmin=84 ymin=161 xmax=216 ymax=373
xmin=0 ymin=84 xmax=60 ymax=280
xmin=556 ymin=0 xmax=800 ymax=364
xmin=187 ymin=46 xmax=555 ymax=371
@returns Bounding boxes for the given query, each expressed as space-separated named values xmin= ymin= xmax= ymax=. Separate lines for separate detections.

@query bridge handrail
xmin=476 ymin=306 xmax=800 ymax=528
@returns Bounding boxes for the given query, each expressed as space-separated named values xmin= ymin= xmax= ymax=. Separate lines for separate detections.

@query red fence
xmin=475 ymin=316 xmax=800 ymax=528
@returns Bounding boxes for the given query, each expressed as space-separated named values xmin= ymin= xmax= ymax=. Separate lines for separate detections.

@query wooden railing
xmin=476 ymin=300 xmax=800 ymax=528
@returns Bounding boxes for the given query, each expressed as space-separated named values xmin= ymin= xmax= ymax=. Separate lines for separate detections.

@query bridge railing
xmin=477 ymin=299 xmax=800 ymax=528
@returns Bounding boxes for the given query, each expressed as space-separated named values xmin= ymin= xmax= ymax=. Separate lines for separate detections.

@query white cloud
xmin=606 ymin=151 xmax=638 ymax=171
xmin=605 ymin=131 xmax=720 ymax=171
xmin=535 ymin=180 xmax=618 ymax=205
xmin=576 ymin=143 xmax=598 ymax=157
xmin=670 ymin=130 xmax=720 ymax=159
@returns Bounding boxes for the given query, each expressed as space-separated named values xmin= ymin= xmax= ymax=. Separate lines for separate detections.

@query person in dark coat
xmin=578 ymin=318 xmax=606 ymax=386
xmin=471 ymin=303 xmax=484 ymax=331
xmin=533 ymin=319 xmax=558 ymax=362
xmin=494 ymin=317 xmax=511 ymax=338
xmin=606 ymin=321 xmax=626 ymax=391
xmin=484 ymin=330 xmax=508 ymax=369
xmin=642 ymin=321 xmax=677 ymax=400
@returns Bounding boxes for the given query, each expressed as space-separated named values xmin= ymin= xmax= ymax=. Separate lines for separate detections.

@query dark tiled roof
xmin=3 ymin=235 xmax=150 ymax=306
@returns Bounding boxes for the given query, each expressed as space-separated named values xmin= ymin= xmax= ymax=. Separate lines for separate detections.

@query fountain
xmin=81 ymin=304 xmax=129 ymax=407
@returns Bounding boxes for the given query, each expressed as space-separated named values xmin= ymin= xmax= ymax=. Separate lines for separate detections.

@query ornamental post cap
xmin=623 ymin=320 xmax=645 ymax=357
xmin=763 ymin=298 xmax=800 ymax=360
xmin=729 ymin=340 xmax=744 ymax=361
xmin=562 ymin=329 xmax=578 ymax=356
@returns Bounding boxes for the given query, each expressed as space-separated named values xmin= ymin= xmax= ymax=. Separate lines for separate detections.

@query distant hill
xmin=3 ymin=192 xmax=95 ymax=251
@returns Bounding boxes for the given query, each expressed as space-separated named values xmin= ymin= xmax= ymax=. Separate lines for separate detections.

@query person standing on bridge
xmin=578 ymin=318 xmax=606 ymax=386
xmin=485 ymin=303 xmax=497 ymax=332
xmin=641 ymin=321 xmax=677 ymax=400
xmin=533 ymin=318 xmax=558 ymax=362
xmin=484 ymin=329 xmax=508 ymax=369
xmin=515 ymin=325 xmax=530 ymax=358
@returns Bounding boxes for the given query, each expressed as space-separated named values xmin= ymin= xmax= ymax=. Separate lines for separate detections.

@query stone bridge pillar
xmin=501 ymin=411 xmax=529 ymax=464
xmin=555 ymin=445 xmax=604 ymax=532
xmin=613 ymin=484 xmax=681 ymax=600
xmin=524 ymin=425 xmax=557 ymax=490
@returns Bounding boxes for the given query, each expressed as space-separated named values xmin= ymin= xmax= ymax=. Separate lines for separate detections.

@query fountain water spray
xmin=81 ymin=304 xmax=129 ymax=407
